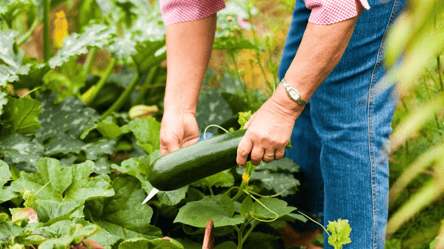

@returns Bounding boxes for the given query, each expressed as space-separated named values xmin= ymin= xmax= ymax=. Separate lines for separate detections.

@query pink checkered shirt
xmin=160 ymin=0 xmax=370 ymax=26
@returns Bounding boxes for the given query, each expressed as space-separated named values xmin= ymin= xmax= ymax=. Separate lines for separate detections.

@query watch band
xmin=281 ymin=78 xmax=309 ymax=105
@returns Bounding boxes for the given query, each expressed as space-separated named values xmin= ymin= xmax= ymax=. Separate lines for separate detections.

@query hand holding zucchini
xmin=148 ymin=129 xmax=250 ymax=191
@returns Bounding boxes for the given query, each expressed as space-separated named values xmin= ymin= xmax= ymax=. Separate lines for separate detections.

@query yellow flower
xmin=53 ymin=11 xmax=68 ymax=49
xmin=242 ymin=173 xmax=250 ymax=182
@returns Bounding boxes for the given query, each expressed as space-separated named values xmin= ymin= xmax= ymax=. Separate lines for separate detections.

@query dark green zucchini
xmin=148 ymin=129 xmax=249 ymax=191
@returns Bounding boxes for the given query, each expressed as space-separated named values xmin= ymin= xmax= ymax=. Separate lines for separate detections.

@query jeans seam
xmin=368 ymin=0 xmax=400 ymax=248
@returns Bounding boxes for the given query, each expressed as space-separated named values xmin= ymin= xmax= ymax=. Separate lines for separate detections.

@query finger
xmin=161 ymin=136 xmax=180 ymax=155
xmin=182 ymin=136 xmax=200 ymax=148
xmin=250 ymin=144 xmax=264 ymax=166
xmin=237 ymin=136 xmax=253 ymax=168
xmin=263 ymin=148 xmax=275 ymax=163
xmin=275 ymin=147 xmax=286 ymax=160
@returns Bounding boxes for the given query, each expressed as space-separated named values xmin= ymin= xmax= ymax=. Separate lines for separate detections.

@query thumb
xmin=243 ymin=112 xmax=256 ymax=129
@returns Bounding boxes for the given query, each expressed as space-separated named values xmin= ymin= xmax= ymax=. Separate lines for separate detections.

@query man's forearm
xmin=164 ymin=14 xmax=217 ymax=115
xmin=273 ymin=10 xmax=363 ymax=114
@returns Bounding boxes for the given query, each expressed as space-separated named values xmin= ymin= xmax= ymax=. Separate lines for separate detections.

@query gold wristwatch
xmin=281 ymin=77 xmax=309 ymax=105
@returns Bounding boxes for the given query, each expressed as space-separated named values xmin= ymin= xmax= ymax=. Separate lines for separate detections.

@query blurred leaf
xmin=48 ymin=24 xmax=116 ymax=69
xmin=0 ymin=96 xmax=42 ymax=136
xmin=106 ymin=32 xmax=137 ymax=63
xmin=377 ymin=2 xmax=444 ymax=97
xmin=0 ymin=92 xmax=8 ymax=115
xmin=0 ymin=30 xmax=32 ymax=86
xmin=13 ymin=63 xmax=50 ymax=90
xmin=81 ymin=138 xmax=115 ymax=160
xmin=36 ymin=91 xmax=100 ymax=156
xmin=390 ymin=93 xmax=444 ymax=152
xmin=195 ymin=87 xmax=233 ymax=135
xmin=0 ymin=133 xmax=43 ymax=167
xmin=132 ymin=40 xmax=166 ymax=75
xmin=213 ymin=36 xmax=259 ymax=52
xmin=0 ymin=160 xmax=18 ymax=204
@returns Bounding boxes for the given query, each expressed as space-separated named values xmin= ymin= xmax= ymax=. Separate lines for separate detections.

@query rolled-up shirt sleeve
xmin=160 ymin=0 xmax=226 ymax=26
xmin=305 ymin=0 xmax=370 ymax=25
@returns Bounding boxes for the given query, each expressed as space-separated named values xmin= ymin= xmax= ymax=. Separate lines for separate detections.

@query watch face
xmin=289 ymin=89 xmax=299 ymax=100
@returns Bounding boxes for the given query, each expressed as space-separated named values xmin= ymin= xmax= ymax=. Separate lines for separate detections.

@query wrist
xmin=163 ymin=100 xmax=197 ymax=116
xmin=271 ymin=83 xmax=306 ymax=116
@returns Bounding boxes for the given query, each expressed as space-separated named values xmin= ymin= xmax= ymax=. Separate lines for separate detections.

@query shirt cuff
xmin=305 ymin=0 xmax=370 ymax=25
xmin=160 ymin=0 xmax=226 ymax=27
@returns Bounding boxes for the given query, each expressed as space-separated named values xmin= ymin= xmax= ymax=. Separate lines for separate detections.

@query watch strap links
xmin=281 ymin=78 xmax=309 ymax=105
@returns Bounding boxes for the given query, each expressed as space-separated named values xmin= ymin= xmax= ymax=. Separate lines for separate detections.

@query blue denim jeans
xmin=278 ymin=0 xmax=406 ymax=248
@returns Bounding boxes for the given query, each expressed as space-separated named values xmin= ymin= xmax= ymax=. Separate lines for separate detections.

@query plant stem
xmin=230 ymin=52 xmax=245 ymax=84
xmin=232 ymin=181 xmax=247 ymax=202
xmin=100 ymin=73 xmax=141 ymax=120
xmin=133 ymin=66 xmax=159 ymax=105
xmin=208 ymin=186 xmax=214 ymax=196
xmin=42 ymin=0 xmax=51 ymax=62
xmin=241 ymin=219 xmax=257 ymax=245
xmin=84 ymin=47 xmax=98 ymax=76
xmin=17 ymin=18 xmax=40 ymax=46
xmin=248 ymin=14 xmax=272 ymax=92
xmin=437 ymin=56 xmax=443 ymax=92
xmin=237 ymin=223 xmax=245 ymax=249
xmin=83 ymin=58 xmax=116 ymax=106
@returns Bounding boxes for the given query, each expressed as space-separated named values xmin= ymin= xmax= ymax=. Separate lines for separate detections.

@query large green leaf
xmin=250 ymin=197 xmax=297 ymax=220
xmin=254 ymin=157 xmax=300 ymax=173
xmin=35 ymin=91 xmax=101 ymax=156
xmin=0 ymin=222 xmax=23 ymax=243
xmin=13 ymin=62 xmax=50 ymax=90
xmin=9 ymin=158 xmax=115 ymax=203
xmin=214 ymin=241 xmax=237 ymax=249
xmin=121 ymin=117 xmax=160 ymax=154
xmin=84 ymin=175 xmax=162 ymax=240
xmin=118 ymin=237 xmax=184 ymax=249
xmin=249 ymin=171 xmax=300 ymax=197
xmin=0 ymin=30 xmax=32 ymax=86
xmin=157 ymin=185 xmax=189 ymax=206
xmin=81 ymin=138 xmax=116 ymax=160
xmin=1 ymin=96 xmax=42 ymax=136
xmin=30 ymin=200 xmax=85 ymax=225
xmin=106 ymin=32 xmax=137 ymax=63
xmin=112 ymin=153 xmax=187 ymax=206
xmin=132 ymin=40 xmax=166 ymax=75
xmin=0 ymin=133 xmax=43 ymax=167
xmin=0 ymin=160 xmax=17 ymax=203
xmin=174 ymin=194 xmax=245 ymax=228
xmin=191 ymin=170 xmax=235 ymax=189
xmin=96 ymin=119 xmax=125 ymax=139
xmin=236 ymin=158 xmax=300 ymax=197
xmin=48 ymin=24 xmax=116 ymax=69
xmin=33 ymin=220 xmax=102 ymax=249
